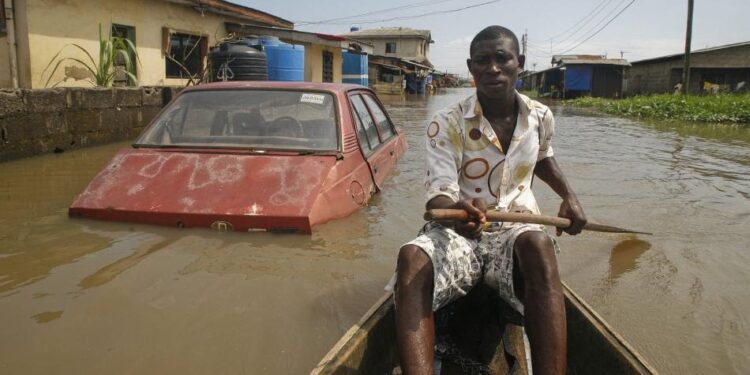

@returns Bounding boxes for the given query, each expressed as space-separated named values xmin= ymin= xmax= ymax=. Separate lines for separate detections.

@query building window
xmin=112 ymin=24 xmax=136 ymax=86
xmin=386 ymin=42 xmax=397 ymax=54
xmin=0 ymin=0 xmax=6 ymax=35
xmin=165 ymin=31 xmax=207 ymax=79
xmin=322 ymin=50 xmax=333 ymax=83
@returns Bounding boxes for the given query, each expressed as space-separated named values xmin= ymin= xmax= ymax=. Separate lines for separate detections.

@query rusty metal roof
xmin=341 ymin=27 xmax=432 ymax=40
xmin=552 ymin=55 xmax=630 ymax=66
xmin=162 ymin=0 xmax=293 ymax=28
xmin=631 ymin=40 xmax=750 ymax=65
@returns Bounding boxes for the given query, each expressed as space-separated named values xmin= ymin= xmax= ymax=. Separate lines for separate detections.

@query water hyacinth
xmin=571 ymin=94 xmax=750 ymax=124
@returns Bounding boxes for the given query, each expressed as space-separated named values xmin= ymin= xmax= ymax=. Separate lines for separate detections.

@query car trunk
xmin=69 ymin=148 xmax=337 ymax=234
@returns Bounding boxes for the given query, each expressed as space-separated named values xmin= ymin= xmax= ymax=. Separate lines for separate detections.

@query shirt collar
xmin=463 ymin=90 xmax=533 ymax=119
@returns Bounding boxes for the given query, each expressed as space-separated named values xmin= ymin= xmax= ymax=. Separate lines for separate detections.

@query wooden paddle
xmin=424 ymin=209 xmax=652 ymax=235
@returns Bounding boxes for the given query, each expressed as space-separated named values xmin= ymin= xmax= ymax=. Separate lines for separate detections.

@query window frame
xmin=322 ymin=50 xmax=334 ymax=83
xmin=360 ymin=93 xmax=396 ymax=142
xmin=385 ymin=42 xmax=397 ymax=54
xmin=164 ymin=31 xmax=208 ymax=79
xmin=111 ymin=24 xmax=137 ymax=86
xmin=134 ymin=88 xmax=342 ymax=153
xmin=0 ymin=0 xmax=6 ymax=36
xmin=348 ymin=93 xmax=382 ymax=154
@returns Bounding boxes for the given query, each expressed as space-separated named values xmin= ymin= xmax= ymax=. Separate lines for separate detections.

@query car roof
xmin=183 ymin=81 xmax=370 ymax=95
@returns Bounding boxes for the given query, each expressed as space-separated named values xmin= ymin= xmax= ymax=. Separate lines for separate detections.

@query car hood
xmin=69 ymin=148 xmax=338 ymax=233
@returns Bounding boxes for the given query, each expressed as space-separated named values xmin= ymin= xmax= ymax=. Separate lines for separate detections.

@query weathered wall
xmin=0 ymin=37 xmax=10 ymax=87
xmin=0 ymin=86 xmax=181 ymax=162
xmin=303 ymin=44 xmax=342 ymax=83
xmin=14 ymin=0 xmax=255 ymax=89
xmin=352 ymin=37 xmax=426 ymax=59
xmin=627 ymin=44 xmax=750 ymax=94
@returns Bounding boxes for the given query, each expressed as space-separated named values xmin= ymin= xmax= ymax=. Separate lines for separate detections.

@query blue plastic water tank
xmin=342 ymin=51 xmax=368 ymax=86
xmin=260 ymin=36 xmax=305 ymax=82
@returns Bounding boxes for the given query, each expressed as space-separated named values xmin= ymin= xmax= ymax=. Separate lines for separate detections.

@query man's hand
xmin=452 ymin=198 xmax=487 ymax=239
xmin=557 ymin=197 xmax=587 ymax=236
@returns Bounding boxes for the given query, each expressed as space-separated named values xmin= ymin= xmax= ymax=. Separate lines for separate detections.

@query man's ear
xmin=466 ymin=58 xmax=472 ymax=73
xmin=518 ymin=54 xmax=526 ymax=71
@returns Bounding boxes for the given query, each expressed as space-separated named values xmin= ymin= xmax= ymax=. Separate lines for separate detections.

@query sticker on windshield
xmin=300 ymin=93 xmax=326 ymax=105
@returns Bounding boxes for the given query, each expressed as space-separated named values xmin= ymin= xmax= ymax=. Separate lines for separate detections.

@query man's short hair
xmin=469 ymin=25 xmax=520 ymax=56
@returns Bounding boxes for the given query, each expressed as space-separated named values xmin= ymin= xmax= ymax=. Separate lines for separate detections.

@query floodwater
xmin=1 ymin=88 xmax=749 ymax=374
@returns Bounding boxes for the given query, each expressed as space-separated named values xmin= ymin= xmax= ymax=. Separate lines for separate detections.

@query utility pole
xmin=620 ymin=51 xmax=630 ymax=59
xmin=522 ymin=29 xmax=528 ymax=56
xmin=682 ymin=0 xmax=694 ymax=94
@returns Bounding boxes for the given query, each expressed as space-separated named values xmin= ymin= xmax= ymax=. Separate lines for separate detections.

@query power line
xmin=295 ymin=0 xmax=459 ymax=26
xmin=536 ymin=0 xmax=614 ymax=43
xmin=534 ymin=0 xmax=629 ymax=53
xmin=298 ymin=0 xmax=502 ymax=26
xmin=553 ymin=0 xmax=636 ymax=56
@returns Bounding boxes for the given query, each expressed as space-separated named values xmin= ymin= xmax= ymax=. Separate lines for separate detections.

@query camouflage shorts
xmin=389 ymin=222 xmax=553 ymax=316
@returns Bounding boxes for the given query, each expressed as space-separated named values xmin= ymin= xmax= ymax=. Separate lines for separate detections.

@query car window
xmin=350 ymin=95 xmax=381 ymax=150
xmin=362 ymin=94 xmax=395 ymax=141
xmin=136 ymin=90 xmax=338 ymax=151
xmin=350 ymin=97 xmax=372 ymax=153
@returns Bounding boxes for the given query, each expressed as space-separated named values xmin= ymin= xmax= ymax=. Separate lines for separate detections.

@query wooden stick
xmin=424 ymin=209 xmax=652 ymax=235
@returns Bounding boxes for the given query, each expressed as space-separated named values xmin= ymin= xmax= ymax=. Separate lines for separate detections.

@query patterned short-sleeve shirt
xmin=425 ymin=91 xmax=555 ymax=215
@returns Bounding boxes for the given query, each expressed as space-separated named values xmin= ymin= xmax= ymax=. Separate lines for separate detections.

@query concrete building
xmin=0 ymin=0 xmax=294 ymax=89
xmin=626 ymin=41 xmax=750 ymax=95
xmin=341 ymin=27 xmax=434 ymax=68
xmin=341 ymin=27 xmax=434 ymax=94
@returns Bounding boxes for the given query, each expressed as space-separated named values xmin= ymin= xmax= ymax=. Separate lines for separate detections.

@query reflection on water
xmin=78 ymin=233 xmax=175 ymax=290
xmin=608 ymin=238 xmax=652 ymax=283
xmin=0 ymin=89 xmax=748 ymax=374
xmin=0 ymin=218 xmax=110 ymax=295
xmin=32 ymin=310 xmax=63 ymax=324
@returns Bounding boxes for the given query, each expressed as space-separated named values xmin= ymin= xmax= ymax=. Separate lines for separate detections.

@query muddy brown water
xmin=1 ymin=88 xmax=749 ymax=374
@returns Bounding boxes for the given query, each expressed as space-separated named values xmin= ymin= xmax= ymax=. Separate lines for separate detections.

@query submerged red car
xmin=69 ymin=82 xmax=407 ymax=234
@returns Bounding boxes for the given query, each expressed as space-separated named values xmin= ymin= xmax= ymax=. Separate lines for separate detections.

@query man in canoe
xmin=393 ymin=25 xmax=587 ymax=375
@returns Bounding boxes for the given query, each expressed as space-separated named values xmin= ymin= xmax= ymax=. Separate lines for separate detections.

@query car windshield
xmin=135 ymin=89 xmax=338 ymax=151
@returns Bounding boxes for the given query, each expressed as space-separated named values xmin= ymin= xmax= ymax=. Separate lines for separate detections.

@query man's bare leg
xmin=514 ymin=231 xmax=567 ymax=375
xmin=395 ymin=244 xmax=435 ymax=375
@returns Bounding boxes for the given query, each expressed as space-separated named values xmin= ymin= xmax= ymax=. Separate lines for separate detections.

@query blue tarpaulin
xmin=564 ymin=66 xmax=592 ymax=91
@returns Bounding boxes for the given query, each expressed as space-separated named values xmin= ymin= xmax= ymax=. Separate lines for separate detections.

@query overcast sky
xmin=236 ymin=0 xmax=750 ymax=77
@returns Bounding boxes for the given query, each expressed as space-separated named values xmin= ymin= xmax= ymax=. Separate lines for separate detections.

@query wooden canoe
xmin=311 ymin=282 xmax=659 ymax=375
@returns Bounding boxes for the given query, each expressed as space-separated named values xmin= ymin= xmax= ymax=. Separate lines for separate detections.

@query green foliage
xmin=571 ymin=94 xmax=750 ymax=124
xmin=42 ymin=24 xmax=139 ymax=87
xmin=519 ymin=90 xmax=539 ymax=99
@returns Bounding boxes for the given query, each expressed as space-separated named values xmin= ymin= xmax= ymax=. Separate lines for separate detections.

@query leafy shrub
xmin=571 ymin=94 xmax=750 ymax=123
xmin=42 ymin=24 xmax=139 ymax=87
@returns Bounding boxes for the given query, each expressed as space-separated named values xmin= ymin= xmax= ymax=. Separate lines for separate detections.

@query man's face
xmin=467 ymin=38 xmax=525 ymax=99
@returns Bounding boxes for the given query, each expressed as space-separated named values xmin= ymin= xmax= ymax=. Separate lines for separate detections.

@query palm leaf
xmin=42 ymin=22 xmax=143 ymax=87
xmin=41 ymin=43 xmax=98 ymax=84
xmin=44 ymin=57 xmax=98 ymax=87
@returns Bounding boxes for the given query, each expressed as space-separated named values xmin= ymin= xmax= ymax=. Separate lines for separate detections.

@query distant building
xmin=341 ymin=27 xmax=434 ymax=68
xmin=0 ymin=0 xmax=293 ymax=88
xmin=341 ymin=27 xmax=434 ymax=95
xmin=626 ymin=41 xmax=750 ymax=95
xmin=522 ymin=55 xmax=630 ymax=98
